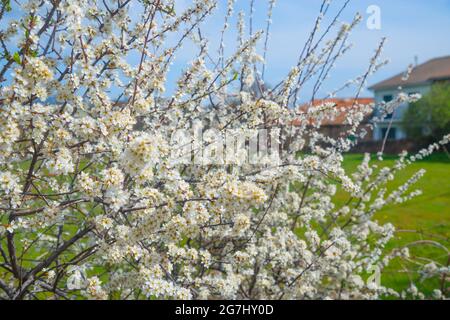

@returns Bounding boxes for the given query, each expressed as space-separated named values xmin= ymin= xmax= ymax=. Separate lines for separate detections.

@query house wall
xmin=372 ymin=84 xmax=432 ymax=141
xmin=320 ymin=124 xmax=374 ymax=142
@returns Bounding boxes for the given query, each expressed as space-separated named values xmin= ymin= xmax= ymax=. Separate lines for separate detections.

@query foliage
xmin=403 ymin=83 xmax=450 ymax=143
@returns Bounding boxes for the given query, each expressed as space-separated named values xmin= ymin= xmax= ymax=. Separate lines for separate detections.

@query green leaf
xmin=232 ymin=71 xmax=239 ymax=81
xmin=2 ymin=0 xmax=11 ymax=12
xmin=12 ymin=52 xmax=21 ymax=64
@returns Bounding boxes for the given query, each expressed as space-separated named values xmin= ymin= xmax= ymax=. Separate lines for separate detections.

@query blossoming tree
xmin=0 ymin=0 xmax=448 ymax=300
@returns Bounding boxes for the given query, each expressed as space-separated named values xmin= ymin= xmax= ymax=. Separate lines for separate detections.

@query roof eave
xmin=369 ymin=80 xmax=433 ymax=92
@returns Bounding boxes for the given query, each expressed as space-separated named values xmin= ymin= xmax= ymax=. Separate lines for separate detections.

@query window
xmin=381 ymin=127 xmax=397 ymax=140
xmin=383 ymin=95 xmax=393 ymax=102
xmin=383 ymin=95 xmax=394 ymax=119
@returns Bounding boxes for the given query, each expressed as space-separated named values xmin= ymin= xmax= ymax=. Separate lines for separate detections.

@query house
xmin=369 ymin=55 xmax=450 ymax=142
xmin=294 ymin=97 xmax=375 ymax=141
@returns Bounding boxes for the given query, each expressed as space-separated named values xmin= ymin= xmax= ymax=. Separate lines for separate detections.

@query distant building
xmin=295 ymin=97 xmax=374 ymax=142
xmin=369 ymin=55 xmax=450 ymax=141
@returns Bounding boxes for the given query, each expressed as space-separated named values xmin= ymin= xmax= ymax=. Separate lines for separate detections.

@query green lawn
xmin=340 ymin=153 xmax=450 ymax=296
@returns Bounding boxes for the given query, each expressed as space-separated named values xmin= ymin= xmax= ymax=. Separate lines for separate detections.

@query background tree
xmin=403 ymin=82 xmax=450 ymax=145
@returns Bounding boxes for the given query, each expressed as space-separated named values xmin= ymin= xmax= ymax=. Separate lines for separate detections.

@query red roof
xmin=293 ymin=98 xmax=374 ymax=126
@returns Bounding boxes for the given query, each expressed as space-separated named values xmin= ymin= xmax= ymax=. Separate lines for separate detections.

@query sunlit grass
xmin=339 ymin=153 xmax=449 ymax=296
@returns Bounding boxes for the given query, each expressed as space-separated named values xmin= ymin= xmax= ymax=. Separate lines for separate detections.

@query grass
xmin=339 ymin=153 xmax=450 ymax=296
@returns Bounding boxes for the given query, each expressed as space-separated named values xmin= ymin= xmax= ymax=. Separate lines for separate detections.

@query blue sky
xmin=3 ymin=0 xmax=450 ymax=101
xmin=168 ymin=0 xmax=450 ymax=99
